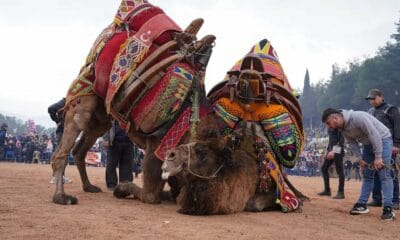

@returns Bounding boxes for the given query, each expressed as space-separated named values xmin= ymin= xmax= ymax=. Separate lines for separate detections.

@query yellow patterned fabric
xmin=65 ymin=67 xmax=95 ymax=109
xmin=213 ymin=97 xmax=303 ymax=168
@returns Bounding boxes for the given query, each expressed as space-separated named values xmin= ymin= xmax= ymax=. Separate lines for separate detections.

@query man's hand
xmin=359 ymin=159 xmax=367 ymax=171
xmin=373 ymin=158 xmax=384 ymax=171
xmin=326 ymin=151 xmax=335 ymax=160
xmin=392 ymin=147 xmax=399 ymax=155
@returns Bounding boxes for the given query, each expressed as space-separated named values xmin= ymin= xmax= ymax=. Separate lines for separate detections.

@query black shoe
xmin=393 ymin=203 xmax=400 ymax=210
xmin=381 ymin=206 xmax=395 ymax=221
xmin=332 ymin=192 xmax=345 ymax=199
xmin=366 ymin=201 xmax=382 ymax=207
xmin=317 ymin=190 xmax=331 ymax=196
xmin=350 ymin=203 xmax=369 ymax=215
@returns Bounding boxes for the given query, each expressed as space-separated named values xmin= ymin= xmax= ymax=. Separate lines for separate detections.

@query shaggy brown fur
xmin=160 ymin=118 xmax=279 ymax=215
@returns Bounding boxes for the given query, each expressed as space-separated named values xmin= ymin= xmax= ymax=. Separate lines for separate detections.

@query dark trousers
xmin=371 ymin=156 xmax=399 ymax=204
xmin=0 ymin=146 xmax=4 ymax=160
xmin=354 ymin=169 xmax=361 ymax=181
xmin=106 ymin=142 xmax=133 ymax=188
xmin=321 ymin=153 xmax=345 ymax=192
xmin=344 ymin=168 xmax=351 ymax=180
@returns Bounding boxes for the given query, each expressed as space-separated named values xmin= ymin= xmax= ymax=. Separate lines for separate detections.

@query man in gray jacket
xmin=322 ymin=108 xmax=395 ymax=220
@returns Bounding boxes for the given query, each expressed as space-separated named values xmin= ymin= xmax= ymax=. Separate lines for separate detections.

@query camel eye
xmin=195 ymin=146 xmax=208 ymax=163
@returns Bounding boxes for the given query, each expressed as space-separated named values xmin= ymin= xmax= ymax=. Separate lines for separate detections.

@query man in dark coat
xmin=105 ymin=120 xmax=133 ymax=191
xmin=318 ymin=127 xmax=345 ymax=199
xmin=366 ymin=89 xmax=400 ymax=210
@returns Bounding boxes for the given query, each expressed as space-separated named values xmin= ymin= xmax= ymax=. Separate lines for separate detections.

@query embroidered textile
xmin=114 ymin=0 xmax=149 ymax=25
xmin=130 ymin=63 xmax=194 ymax=134
xmin=154 ymin=107 xmax=191 ymax=160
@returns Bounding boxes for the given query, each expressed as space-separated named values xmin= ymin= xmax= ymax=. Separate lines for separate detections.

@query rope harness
xmin=186 ymin=142 xmax=224 ymax=180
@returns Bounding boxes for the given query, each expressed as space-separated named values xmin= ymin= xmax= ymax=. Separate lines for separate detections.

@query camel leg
xmin=52 ymin=114 xmax=81 ymax=205
xmin=72 ymin=96 xmax=111 ymax=193
xmin=282 ymin=173 xmax=309 ymax=201
xmin=52 ymin=95 xmax=106 ymax=205
xmin=245 ymin=192 xmax=279 ymax=212
xmin=141 ymin=142 xmax=166 ymax=204
xmin=72 ymin=119 xmax=110 ymax=193
xmin=114 ymin=182 xmax=142 ymax=199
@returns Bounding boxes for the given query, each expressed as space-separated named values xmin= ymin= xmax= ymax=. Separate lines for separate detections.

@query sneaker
xmin=366 ymin=201 xmax=382 ymax=207
xmin=63 ymin=176 xmax=72 ymax=184
xmin=393 ymin=203 xmax=400 ymax=210
xmin=332 ymin=192 xmax=345 ymax=199
xmin=350 ymin=203 xmax=369 ymax=215
xmin=381 ymin=206 xmax=395 ymax=221
xmin=317 ymin=190 xmax=331 ymax=196
xmin=50 ymin=176 xmax=56 ymax=184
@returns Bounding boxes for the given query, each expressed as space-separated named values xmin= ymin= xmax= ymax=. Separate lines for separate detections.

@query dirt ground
xmin=0 ymin=162 xmax=399 ymax=240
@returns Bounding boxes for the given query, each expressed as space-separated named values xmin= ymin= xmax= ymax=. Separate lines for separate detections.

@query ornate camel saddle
xmin=208 ymin=39 xmax=305 ymax=212
xmin=65 ymin=0 xmax=215 ymax=160
xmin=208 ymin=39 xmax=304 ymax=168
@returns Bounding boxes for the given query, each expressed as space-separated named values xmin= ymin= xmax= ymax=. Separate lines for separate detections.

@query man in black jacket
xmin=48 ymin=98 xmax=66 ymax=144
xmin=318 ymin=127 xmax=346 ymax=199
xmin=366 ymin=89 xmax=400 ymax=210
xmin=105 ymin=120 xmax=133 ymax=191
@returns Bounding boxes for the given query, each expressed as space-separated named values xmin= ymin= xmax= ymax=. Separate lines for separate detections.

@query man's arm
xmin=354 ymin=113 xmax=384 ymax=158
xmin=48 ymin=98 xmax=65 ymax=123
xmin=327 ymin=128 xmax=340 ymax=151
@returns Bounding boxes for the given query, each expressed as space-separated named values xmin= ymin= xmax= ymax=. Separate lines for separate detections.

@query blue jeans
xmin=358 ymin=137 xmax=393 ymax=207
xmin=371 ymin=158 xmax=399 ymax=205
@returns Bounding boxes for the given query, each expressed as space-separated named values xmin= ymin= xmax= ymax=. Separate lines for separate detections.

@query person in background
xmin=48 ymin=98 xmax=72 ymax=184
xmin=322 ymin=108 xmax=394 ymax=221
xmin=318 ymin=128 xmax=346 ymax=199
xmin=365 ymin=89 xmax=400 ymax=210
xmin=352 ymin=161 xmax=362 ymax=181
xmin=0 ymin=123 xmax=8 ymax=160
xmin=344 ymin=159 xmax=353 ymax=181
xmin=133 ymin=145 xmax=143 ymax=178
xmin=105 ymin=120 xmax=133 ymax=191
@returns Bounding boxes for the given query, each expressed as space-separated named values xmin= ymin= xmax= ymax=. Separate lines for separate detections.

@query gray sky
xmin=0 ymin=0 xmax=399 ymax=127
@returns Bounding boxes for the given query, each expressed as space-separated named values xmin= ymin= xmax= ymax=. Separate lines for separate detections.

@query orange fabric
xmin=215 ymin=97 xmax=288 ymax=121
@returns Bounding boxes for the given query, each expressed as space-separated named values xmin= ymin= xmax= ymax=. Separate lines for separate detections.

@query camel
xmin=114 ymin=39 xmax=309 ymax=214
xmin=160 ymin=116 xmax=279 ymax=215
xmin=51 ymin=1 xmax=215 ymax=205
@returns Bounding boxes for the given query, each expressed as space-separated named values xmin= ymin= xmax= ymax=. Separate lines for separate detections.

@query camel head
xmin=161 ymin=121 xmax=230 ymax=180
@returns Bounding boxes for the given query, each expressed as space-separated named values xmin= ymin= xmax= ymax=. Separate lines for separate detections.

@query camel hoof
xmin=142 ymin=193 xmax=161 ymax=204
xmin=114 ymin=183 xmax=134 ymax=199
xmin=83 ymin=184 xmax=102 ymax=193
xmin=53 ymin=193 xmax=78 ymax=205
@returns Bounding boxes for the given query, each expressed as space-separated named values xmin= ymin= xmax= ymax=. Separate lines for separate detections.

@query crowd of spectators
xmin=0 ymin=131 xmax=56 ymax=164
xmin=0 ymin=123 xmax=143 ymax=175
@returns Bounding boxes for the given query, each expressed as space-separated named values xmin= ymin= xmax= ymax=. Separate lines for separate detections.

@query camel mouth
xmin=161 ymin=165 xmax=183 ymax=180
xmin=161 ymin=172 xmax=170 ymax=180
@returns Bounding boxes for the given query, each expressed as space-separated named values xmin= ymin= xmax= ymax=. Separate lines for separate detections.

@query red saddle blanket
xmin=66 ymin=1 xmax=204 ymax=160
xmin=93 ymin=4 xmax=181 ymax=101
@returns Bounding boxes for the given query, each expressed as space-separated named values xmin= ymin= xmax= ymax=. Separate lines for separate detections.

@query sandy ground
xmin=0 ymin=162 xmax=399 ymax=240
